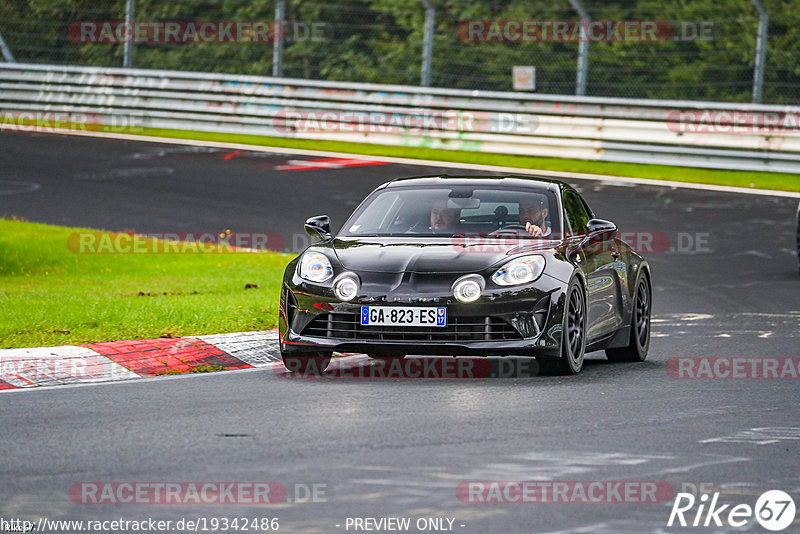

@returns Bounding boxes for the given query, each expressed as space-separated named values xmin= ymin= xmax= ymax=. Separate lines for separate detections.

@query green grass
xmin=0 ymin=218 xmax=291 ymax=349
xmin=134 ymin=127 xmax=800 ymax=193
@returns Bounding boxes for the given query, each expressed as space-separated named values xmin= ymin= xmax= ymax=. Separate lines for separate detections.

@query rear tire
xmin=606 ymin=274 xmax=651 ymax=363
xmin=281 ymin=352 xmax=331 ymax=374
xmin=539 ymin=278 xmax=586 ymax=375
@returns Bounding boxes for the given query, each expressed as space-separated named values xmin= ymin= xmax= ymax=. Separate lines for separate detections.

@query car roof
xmin=381 ymin=174 xmax=571 ymax=193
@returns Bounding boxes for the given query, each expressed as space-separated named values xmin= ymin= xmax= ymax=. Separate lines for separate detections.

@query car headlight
xmin=491 ymin=255 xmax=546 ymax=286
xmin=334 ymin=275 xmax=359 ymax=301
xmin=453 ymin=275 xmax=483 ymax=303
xmin=299 ymin=251 xmax=333 ymax=283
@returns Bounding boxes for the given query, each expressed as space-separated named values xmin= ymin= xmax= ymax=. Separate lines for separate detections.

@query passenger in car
xmin=430 ymin=199 xmax=460 ymax=232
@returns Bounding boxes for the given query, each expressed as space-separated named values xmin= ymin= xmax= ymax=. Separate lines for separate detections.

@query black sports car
xmin=278 ymin=175 xmax=652 ymax=375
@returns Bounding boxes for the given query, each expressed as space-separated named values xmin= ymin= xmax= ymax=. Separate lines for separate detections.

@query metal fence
xmin=0 ymin=0 xmax=798 ymax=105
xmin=2 ymin=63 xmax=798 ymax=173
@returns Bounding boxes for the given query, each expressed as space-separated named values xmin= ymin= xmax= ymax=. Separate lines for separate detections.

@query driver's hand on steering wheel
xmin=525 ymin=222 xmax=544 ymax=236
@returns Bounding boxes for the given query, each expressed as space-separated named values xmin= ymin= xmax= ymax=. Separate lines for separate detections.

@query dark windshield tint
xmin=340 ymin=187 xmax=561 ymax=238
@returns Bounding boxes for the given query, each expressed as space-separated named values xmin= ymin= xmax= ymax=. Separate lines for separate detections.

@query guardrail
xmin=1 ymin=63 xmax=799 ymax=173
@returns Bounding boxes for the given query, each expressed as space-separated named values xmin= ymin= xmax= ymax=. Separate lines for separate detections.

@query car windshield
xmin=340 ymin=186 xmax=561 ymax=238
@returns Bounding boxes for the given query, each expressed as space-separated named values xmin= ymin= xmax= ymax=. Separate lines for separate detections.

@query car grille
xmin=301 ymin=312 xmax=521 ymax=342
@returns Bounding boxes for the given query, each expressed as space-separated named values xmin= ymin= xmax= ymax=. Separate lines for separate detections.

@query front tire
xmin=281 ymin=352 xmax=332 ymax=374
xmin=540 ymin=278 xmax=586 ymax=375
xmin=606 ymin=273 xmax=651 ymax=362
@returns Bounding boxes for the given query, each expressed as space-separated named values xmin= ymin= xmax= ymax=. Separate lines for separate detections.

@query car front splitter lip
xmin=281 ymin=332 xmax=561 ymax=358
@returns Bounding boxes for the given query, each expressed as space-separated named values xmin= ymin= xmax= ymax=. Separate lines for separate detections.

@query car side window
xmin=563 ymin=191 xmax=591 ymax=236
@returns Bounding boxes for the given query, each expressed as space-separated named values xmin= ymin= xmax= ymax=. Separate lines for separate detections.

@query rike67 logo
xmin=668 ymin=489 xmax=796 ymax=531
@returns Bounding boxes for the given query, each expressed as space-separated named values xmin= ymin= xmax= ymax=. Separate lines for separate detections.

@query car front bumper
xmin=279 ymin=281 xmax=567 ymax=358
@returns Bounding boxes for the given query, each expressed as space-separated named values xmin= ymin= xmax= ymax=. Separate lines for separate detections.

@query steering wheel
xmin=489 ymin=224 xmax=528 ymax=238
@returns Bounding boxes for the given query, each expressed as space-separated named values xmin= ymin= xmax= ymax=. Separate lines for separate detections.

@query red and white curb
xmin=0 ymin=330 xmax=282 ymax=391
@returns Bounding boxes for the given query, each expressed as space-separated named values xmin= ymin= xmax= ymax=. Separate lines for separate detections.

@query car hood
xmin=330 ymin=237 xmax=558 ymax=274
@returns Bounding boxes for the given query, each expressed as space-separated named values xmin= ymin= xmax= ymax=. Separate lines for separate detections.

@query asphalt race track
xmin=1 ymin=132 xmax=800 ymax=533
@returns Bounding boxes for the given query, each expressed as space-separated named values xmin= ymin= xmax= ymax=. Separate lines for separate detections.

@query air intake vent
xmin=302 ymin=313 xmax=521 ymax=342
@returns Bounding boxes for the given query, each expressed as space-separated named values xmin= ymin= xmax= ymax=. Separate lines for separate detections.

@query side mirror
xmin=586 ymin=218 xmax=617 ymax=235
xmin=304 ymin=215 xmax=331 ymax=241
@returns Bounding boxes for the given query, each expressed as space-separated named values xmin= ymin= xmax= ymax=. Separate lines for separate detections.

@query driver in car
xmin=430 ymin=199 xmax=460 ymax=232
xmin=519 ymin=197 xmax=551 ymax=237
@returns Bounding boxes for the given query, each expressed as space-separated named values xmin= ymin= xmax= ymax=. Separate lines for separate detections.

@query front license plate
xmin=360 ymin=306 xmax=446 ymax=327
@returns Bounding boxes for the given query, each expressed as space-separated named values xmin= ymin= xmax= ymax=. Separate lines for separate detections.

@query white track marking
xmin=0 ymin=180 xmax=41 ymax=195
xmin=196 ymin=330 xmax=280 ymax=367
xmin=0 ymin=331 xmax=364 ymax=393
xmin=0 ymin=346 xmax=138 ymax=387
xmin=699 ymin=427 xmax=800 ymax=445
